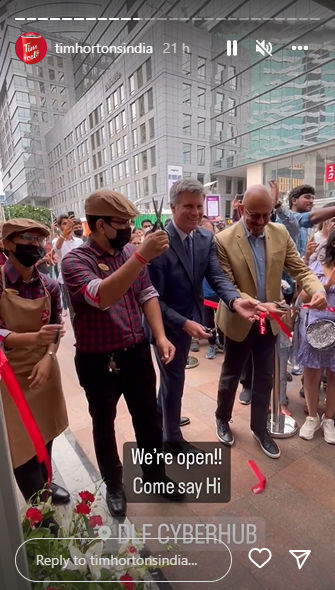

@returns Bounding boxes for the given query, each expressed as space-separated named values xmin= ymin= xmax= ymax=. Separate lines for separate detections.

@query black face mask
xmin=14 ymin=244 xmax=45 ymax=267
xmin=106 ymin=227 xmax=131 ymax=251
xmin=74 ymin=229 xmax=84 ymax=237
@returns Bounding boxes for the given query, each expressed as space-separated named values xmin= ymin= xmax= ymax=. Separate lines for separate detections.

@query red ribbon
xmin=248 ymin=460 xmax=266 ymax=494
xmin=203 ymin=299 xmax=219 ymax=309
xmin=0 ymin=348 xmax=52 ymax=482
xmin=258 ymin=311 xmax=292 ymax=339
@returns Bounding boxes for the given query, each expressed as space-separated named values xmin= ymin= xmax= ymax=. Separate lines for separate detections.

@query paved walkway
xmin=27 ymin=318 xmax=335 ymax=589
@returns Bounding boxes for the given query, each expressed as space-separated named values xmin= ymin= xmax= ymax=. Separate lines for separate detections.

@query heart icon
xmin=248 ymin=548 xmax=272 ymax=569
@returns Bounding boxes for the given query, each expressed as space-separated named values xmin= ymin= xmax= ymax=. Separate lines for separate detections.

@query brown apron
xmin=0 ymin=266 xmax=68 ymax=468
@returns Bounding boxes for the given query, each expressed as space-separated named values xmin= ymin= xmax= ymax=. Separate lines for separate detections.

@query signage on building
xmin=325 ymin=163 xmax=335 ymax=183
xmin=206 ymin=195 xmax=220 ymax=219
xmin=167 ymin=165 xmax=183 ymax=192
xmin=105 ymin=72 xmax=122 ymax=92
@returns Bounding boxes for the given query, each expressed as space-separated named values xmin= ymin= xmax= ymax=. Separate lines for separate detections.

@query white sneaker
xmin=321 ymin=414 xmax=335 ymax=444
xmin=299 ymin=415 xmax=321 ymax=440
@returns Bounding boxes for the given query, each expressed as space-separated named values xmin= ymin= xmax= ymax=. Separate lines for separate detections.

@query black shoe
xmin=299 ymin=387 xmax=305 ymax=398
xmin=163 ymin=441 xmax=203 ymax=457
xmin=216 ymin=418 xmax=234 ymax=446
xmin=239 ymin=388 xmax=251 ymax=405
xmin=180 ymin=416 xmax=191 ymax=427
xmin=252 ymin=431 xmax=281 ymax=459
xmin=286 ymin=371 xmax=293 ymax=382
xmin=143 ymin=475 xmax=186 ymax=502
xmin=106 ymin=486 xmax=127 ymax=517
xmin=185 ymin=356 xmax=199 ymax=369
xmin=50 ymin=482 xmax=70 ymax=504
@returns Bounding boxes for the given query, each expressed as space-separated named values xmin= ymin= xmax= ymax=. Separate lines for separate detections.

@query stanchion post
xmin=269 ymin=338 xmax=298 ymax=438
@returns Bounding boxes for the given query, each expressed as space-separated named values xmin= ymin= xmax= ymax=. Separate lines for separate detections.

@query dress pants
xmin=75 ymin=340 xmax=164 ymax=492
xmin=216 ymin=323 xmax=276 ymax=434
xmin=154 ymin=330 xmax=191 ymax=442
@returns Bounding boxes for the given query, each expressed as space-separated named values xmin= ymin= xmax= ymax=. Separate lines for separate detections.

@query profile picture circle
xmin=15 ymin=32 xmax=47 ymax=64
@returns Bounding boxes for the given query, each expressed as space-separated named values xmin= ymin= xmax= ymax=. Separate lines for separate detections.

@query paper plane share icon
xmin=289 ymin=550 xmax=311 ymax=570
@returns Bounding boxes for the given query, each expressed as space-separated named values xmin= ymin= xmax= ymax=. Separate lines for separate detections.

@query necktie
xmin=184 ymin=234 xmax=194 ymax=276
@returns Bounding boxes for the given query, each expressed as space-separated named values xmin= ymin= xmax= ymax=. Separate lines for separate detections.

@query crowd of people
xmin=1 ymin=177 xmax=335 ymax=520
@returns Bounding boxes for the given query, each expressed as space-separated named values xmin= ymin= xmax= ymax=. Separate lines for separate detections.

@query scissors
xmin=151 ymin=197 xmax=165 ymax=231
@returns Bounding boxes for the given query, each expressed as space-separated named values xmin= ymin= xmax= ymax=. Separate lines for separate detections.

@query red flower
xmin=120 ymin=573 xmax=134 ymax=590
xmin=79 ymin=490 xmax=95 ymax=504
xmin=88 ymin=515 xmax=103 ymax=527
xmin=25 ymin=507 xmax=43 ymax=526
xmin=75 ymin=502 xmax=91 ymax=515
xmin=128 ymin=545 xmax=137 ymax=554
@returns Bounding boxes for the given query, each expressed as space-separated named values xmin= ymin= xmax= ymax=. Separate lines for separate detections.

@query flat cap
xmin=2 ymin=218 xmax=49 ymax=240
xmin=85 ymin=189 xmax=139 ymax=219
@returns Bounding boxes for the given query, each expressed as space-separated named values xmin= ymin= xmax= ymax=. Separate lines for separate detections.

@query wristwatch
xmin=46 ymin=351 xmax=57 ymax=361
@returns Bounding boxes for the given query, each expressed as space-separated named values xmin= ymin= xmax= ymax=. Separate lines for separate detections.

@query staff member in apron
xmin=0 ymin=218 xmax=69 ymax=504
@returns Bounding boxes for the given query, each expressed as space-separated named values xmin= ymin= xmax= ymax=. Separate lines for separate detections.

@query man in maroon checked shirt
xmin=62 ymin=189 xmax=184 ymax=517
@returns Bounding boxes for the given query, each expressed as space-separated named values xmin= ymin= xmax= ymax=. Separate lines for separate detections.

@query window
xmin=183 ymin=113 xmax=191 ymax=135
xmin=147 ymin=88 xmax=153 ymax=111
xmin=197 ymin=56 xmax=206 ymax=79
xmin=182 ymin=143 xmax=191 ymax=165
xmin=133 ymin=154 xmax=140 ymax=174
xmin=215 ymin=63 xmax=225 ymax=83
xmin=237 ymin=179 xmax=244 ymax=194
xmin=227 ymin=123 xmax=236 ymax=143
xmin=182 ymin=53 xmax=191 ymax=76
xmin=135 ymin=180 xmax=141 ymax=198
xmin=183 ymin=83 xmax=191 ymax=105
xmin=197 ymin=117 xmax=205 ymax=138
xmin=150 ymin=146 xmax=156 ymax=167
xmin=109 ymin=120 xmax=114 ymax=137
xmin=113 ymin=89 xmax=119 ymax=110
xmin=142 ymin=150 xmax=148 ymax=170
xmin=115 ymin=114 xmax=121 ymax=134
xmin=197 ymin=145 xmax=205 ymax=166
xmin=227 ymin=150 xmax=235 ymax=167
xmin=130 ymin=102 xmax=137 ymax=122
xmin=120 ymin=84 xmax=125 ymax=103
xmin=228 ymin=66 xmax=237 ymax=89
xmin=216 ymin=148 xmax=224 ymax=163
xmin=145 ymin=58 xmax=152 ymax=81
xmin=125 ymin=159 xmax=129 ymax=177
xmin=47 ymin=56 xmax=54 ymax=66
xmin=137 ymin=65 xmax=143 ymax=89
xmin=140 ymin=123 xmax=146 ymax=144
xmin=48 ymin=69 xmax=55 ymax=80
xmin=152 ymin=173 xmax=157 ymax=194
xmin=139 ymin=95 xmax=145 ymax=117
xmin=118 ymin=162 xmax=124 ymax=180
xmin=112 ymin=166 xmax=118 ymax=182
xmin=36 ymin=66 xmax=43 ymax=77
xmin=215 ymin=120 xmax=224 ymax=140
xmin=58 ymin=71 xmax=64 ymax=82
xmin=121 ymin=111 xmax=126 ymax=128
xmin=132 ymin=128 xmax=138 ymax=148
xmin=197 ymin=88 xmax=206 ymax=109
xmin=116 ymin=138 xmax=122 ymax=157
xmin=149 ymin=118 xmax=155 ymax=139
xmin=123 ymin=135 xmax=128 ymax=153
xmin=215 ymin=91 xmax=224 ymax=112
xmin=226 ymin=178 xmax=232 ymax=194
xmin=228 ymin=97 xmax=236 ymax=116
xmin=143 ymin=177 xmax=149 ymax=195
xmin=129 ymin=74 xmax=135 ymax=95
xmin=57 ymin=57 xmax=63 ymax=68
xmin=111 ymin=143 xmax=116 ymax=160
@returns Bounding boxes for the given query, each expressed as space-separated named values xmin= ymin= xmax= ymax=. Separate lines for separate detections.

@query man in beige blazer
xmin=214 ymin=185 xmax=327 ymax=458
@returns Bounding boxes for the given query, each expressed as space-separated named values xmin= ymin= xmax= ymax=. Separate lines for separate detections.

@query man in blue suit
xmin=148 ymin=179 xmax=262 ymax=454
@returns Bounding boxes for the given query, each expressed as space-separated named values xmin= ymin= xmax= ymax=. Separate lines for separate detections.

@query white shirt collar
xmin=172 ymin=219 xmax=194 ymax=241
